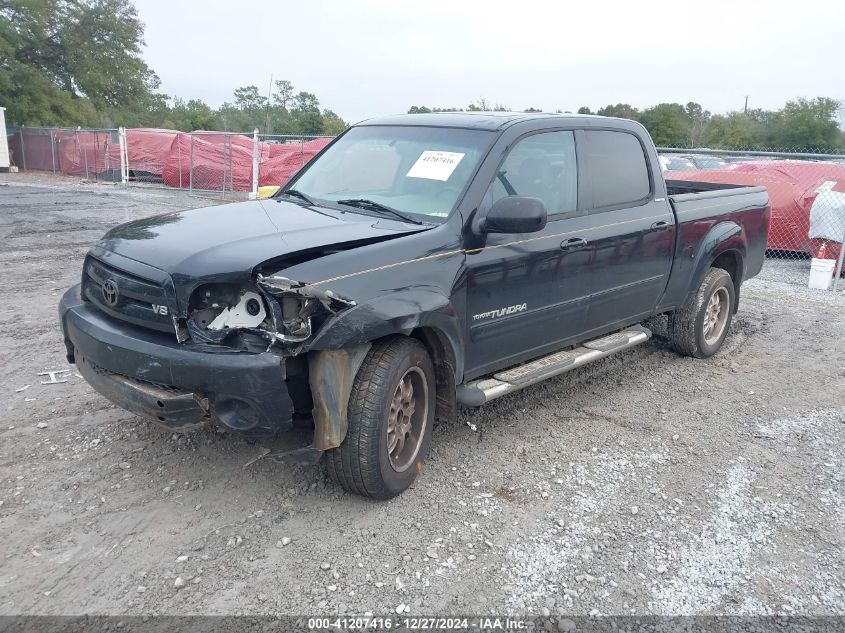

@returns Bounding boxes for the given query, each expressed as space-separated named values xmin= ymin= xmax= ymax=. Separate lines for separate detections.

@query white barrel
xmin=808 ymin=257 xmax=836 ymax=290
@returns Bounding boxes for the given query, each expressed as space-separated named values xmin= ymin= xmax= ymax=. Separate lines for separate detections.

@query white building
xmin=0 ymin=107 xmax=9 ymax=169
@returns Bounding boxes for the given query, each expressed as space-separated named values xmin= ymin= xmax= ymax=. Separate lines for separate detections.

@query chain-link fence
xmin=6 ymin=126 xmax=121 ymax=181
xmin=4 ymin=126 xmax=333 ymax=198
xmin=257 ymin=134 xmax=334 ymax=195
xmin=123 ymin=130 xmax=333 ymax=197
xmin=657 ymin=147 xmax=845 ymax=291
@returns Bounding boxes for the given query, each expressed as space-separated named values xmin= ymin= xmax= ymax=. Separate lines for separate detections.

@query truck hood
xmin=96 ymin=198 xmax=429 ymax=279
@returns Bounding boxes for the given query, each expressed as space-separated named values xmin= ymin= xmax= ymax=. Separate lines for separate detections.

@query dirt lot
xmin=0 ymin=175 xmax=843 ymax=617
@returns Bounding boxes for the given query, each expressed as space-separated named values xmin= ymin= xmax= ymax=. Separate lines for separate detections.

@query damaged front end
xmin=180 ymin=274 xmax=364 ymax=461
xmin=184 ymin=275 xmax=356 ymax=354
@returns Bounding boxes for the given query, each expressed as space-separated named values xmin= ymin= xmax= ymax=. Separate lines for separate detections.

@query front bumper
xmin=59 ymin=284 xmax=295 ymax=435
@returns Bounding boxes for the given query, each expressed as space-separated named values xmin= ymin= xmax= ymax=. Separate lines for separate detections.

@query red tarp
xmin=7 ymin=131 xmax=57 ymax=171
xmin=259 ymin=137 xmax=333 ymax=187
xmin=669 ymin=161 xmax=845 ymax=262
xmin=8 ymin=127 xmax=332 ymax=190
xmin=161 ymin=134 xmax=331 ymax=190
xmin=124 ymin=129 xmax=179 ymax=178
xmin=6 ymin=129 xmax=119 ymax=176
xmin=6 ymin=129 xmax=179 ymax=179
xmin=54 ymin=130 xmax=119 ymax=177
xmin=161 ymin=133 xmax=259 ymax=190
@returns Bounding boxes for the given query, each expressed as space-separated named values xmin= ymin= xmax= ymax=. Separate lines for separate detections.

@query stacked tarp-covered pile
xmin=124 ymin=129 xmax=180 ymax=181
xmin=161 ymin=132 xmax=264 ymax=191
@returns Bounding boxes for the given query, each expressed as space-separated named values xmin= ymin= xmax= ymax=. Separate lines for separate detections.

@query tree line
xmin=409 ymin=98 xmax=845 ymax=152
xmin=3 ymin=1 xmax=842 ymax=150
xmin=0 ymin=0 xmax=346 ymax=135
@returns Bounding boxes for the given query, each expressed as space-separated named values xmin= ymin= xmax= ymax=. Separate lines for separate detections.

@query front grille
xmin=82 ymin=256 xmax=174 ymax=333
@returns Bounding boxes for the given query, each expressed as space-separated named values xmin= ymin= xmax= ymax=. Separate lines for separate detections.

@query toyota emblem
xmin=102 ymin=279 xmax=119 ymax=307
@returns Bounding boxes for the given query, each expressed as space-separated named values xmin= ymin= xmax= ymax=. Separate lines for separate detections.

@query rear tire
xmin=668 ymin=267 xmax=735 ymax=358
xmin=326 ymin=337 xmax=435 ymax=499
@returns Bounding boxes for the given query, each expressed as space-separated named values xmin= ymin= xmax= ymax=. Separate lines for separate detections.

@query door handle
xmin=650 ymin=221 xmax=670 ymax=232
xmin=560 ymin=237 xmax=588 ymax=251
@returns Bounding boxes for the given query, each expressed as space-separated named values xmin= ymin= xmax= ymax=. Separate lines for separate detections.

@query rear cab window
xmin=584 ymin=130 xmax=651 ymax=211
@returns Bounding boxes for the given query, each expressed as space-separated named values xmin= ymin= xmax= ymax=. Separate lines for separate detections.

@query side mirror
xmin=478 ymin=196 xmax=548 ymax=234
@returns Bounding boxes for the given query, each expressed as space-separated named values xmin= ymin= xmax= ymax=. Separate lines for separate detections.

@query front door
xmin=463 ymin=130 xmax=591 ymax=379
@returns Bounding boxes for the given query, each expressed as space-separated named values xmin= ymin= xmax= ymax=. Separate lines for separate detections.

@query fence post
xmin=78 ymin=127 xmax=89 ymax=180
xmin=250 ymin=128 xmax=259 ymax=200
xmin=19 ymin=127 xmax=26 ymax=170
xmin=224 ymin=134 xmax=229 ymax=196
xmin=227 ymin=134 xmax=233 ymax=197
xmin=189 ymin=133 xmax=194 ymax=194
xmin=102 ymin=133 xmax=109 ymax=181
xmin=833 ymin=223 xmax=845 ymax=292
xmin=123 ymin=128 xmax=129 ymax=184
xmin=177 ymin=136 xmax=183 ymax=189
xmin=50 ymin=129 xmax=56 ymax=173
xmin=118 ymin=127 xmax=128 ymax=186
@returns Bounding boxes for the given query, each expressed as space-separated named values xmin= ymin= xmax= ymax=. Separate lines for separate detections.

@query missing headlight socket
xmin=184 ymin=277 xmax=355 ymax=350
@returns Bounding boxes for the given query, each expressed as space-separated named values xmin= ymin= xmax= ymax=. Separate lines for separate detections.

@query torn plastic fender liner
xmin=308 ymin=344 xmax=371 ymax=451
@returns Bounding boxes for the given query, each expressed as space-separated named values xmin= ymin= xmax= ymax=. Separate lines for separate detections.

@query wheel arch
xmin=710 ymin=249 xmax=744 ymax=313
xmin=411 ymin=326 xmax=458 ymax=425
xmin=686 ymin=221 xmax=746 ymax=310
xmin=307 ymin=322 xmax=460 ymax=452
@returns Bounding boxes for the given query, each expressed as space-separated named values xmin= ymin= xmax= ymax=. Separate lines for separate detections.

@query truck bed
xmin=656 ymin=182 xmax=770 ymax=313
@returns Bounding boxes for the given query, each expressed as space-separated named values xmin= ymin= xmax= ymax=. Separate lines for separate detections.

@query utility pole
xmin=743 ymin=95 xmax=749 ymax=114
xmin=264 ymin=73 xmax=273 ymax=136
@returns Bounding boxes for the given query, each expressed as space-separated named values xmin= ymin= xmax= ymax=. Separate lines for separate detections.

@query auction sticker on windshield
xmin=406 ymin=150 xmax=465 ymax=181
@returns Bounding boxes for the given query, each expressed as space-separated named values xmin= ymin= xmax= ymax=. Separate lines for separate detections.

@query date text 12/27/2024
xmin=307 ymin=616 xmax=530 ymax=630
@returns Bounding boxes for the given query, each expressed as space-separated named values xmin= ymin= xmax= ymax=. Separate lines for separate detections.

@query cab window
xmin=484 ymin=131 xmax=578 ymax=216
xmin=584 ymin=130 xmax=651 ymax=210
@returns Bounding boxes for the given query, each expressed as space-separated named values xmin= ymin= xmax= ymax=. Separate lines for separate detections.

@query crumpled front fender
xmin=308 ymin=344 xmax=371 ymax=451
xmin=305 ymin=289 xmax=465 ymax=380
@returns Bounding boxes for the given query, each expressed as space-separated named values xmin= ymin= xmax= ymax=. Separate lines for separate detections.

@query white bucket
xmin=808 ymin=258 xmax=836 ymax=290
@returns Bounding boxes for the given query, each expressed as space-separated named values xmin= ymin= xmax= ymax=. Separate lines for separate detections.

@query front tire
xmin=326 ymin=337 xmax=435 ymax=499
xmin=667 ymin=267 xmax=735 ymax=358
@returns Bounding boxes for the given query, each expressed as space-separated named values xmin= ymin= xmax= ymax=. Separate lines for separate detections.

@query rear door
xmin=580 ymin=129 xmax=675 ymax=335
xmin=463 ymin=130 xmax=591 ymax=378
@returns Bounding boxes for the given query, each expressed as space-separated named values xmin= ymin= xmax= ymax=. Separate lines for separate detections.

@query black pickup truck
xmin=59 ymin=112 xmax=770 ymax=498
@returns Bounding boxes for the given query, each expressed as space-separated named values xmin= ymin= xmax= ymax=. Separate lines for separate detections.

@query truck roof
xmin=356 ymin=111 xmax=614 ymax=131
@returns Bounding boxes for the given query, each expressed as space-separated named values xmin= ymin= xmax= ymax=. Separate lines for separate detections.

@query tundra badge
xmin=472 ymin=303 xmax=527 ymax=321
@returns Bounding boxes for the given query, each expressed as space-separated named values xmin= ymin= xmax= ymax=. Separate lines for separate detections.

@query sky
xmin=133 ymin=0 xmax=845 ymax=124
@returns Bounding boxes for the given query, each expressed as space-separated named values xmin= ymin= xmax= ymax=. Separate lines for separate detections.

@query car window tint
xmin=585 ymin=130 xmax=650 ymax=209
xmin=485 ymin=131 xmax=577 ymax=216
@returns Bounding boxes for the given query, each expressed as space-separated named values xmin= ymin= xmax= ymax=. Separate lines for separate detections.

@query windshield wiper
xmin=335 ymin=199 xmax=424 ymax=225
xmin=278 ymin=189 xmax=317 ymax=206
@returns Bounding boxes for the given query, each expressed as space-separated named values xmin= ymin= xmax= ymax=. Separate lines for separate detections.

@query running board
xmin=456 ymin=325 xmax=651 ymax=406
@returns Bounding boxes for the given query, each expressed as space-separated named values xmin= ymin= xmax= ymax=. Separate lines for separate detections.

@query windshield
xmin=695 ymin=158 xmax=726 ymax=169
xmin=286 ymin=125 xmax=494 ymax=221
xmin=667 ymin=159 xmax=695 ymax=170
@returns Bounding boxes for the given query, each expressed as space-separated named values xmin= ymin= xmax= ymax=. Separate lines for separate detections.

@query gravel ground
xmin=746 ymin=258 xmax=845 ymax=307
xmin=0 ymin=175 xmax=843 ymax=618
